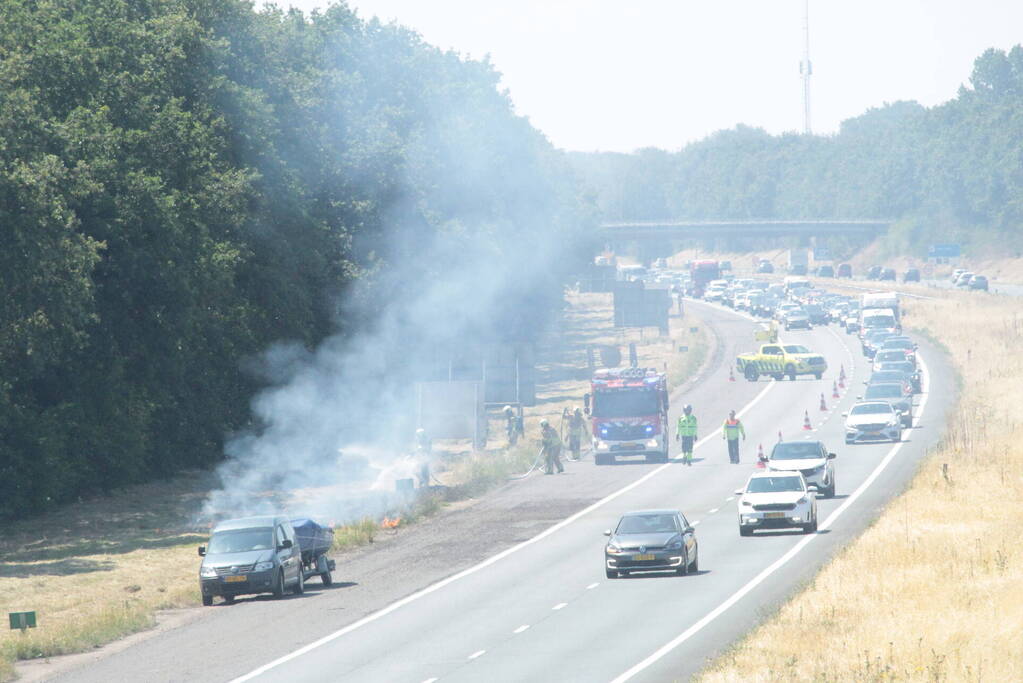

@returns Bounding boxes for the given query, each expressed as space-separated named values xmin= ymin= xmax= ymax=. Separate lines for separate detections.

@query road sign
xmin=928 ymin=243 xmax=961 ymax=258
xmin=9 ymin=611 xmax=36 ymax=631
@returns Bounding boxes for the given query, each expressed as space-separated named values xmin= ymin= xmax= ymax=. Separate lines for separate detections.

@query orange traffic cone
xmin=820 ymin=393 xmax=828 ymax=411
xmin=756 ymin=443 xmax=767 ymax=468
xmin=728 ymin=366 xmax=735 ymax=382
xmin=802 ymin=410 xmax=813 ymax=430
xmin=832 ymin=380 xmax=840 ymax=398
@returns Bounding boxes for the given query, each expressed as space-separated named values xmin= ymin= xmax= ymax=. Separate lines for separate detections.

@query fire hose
xmin=507 ymin=446 xmax=547 ymax=480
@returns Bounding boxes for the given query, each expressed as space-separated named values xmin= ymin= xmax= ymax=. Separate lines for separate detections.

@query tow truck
xmin=736 ymin=324 xmax=827 ymax=381
xmin=584 ymin=367 xmax=670 ymax=465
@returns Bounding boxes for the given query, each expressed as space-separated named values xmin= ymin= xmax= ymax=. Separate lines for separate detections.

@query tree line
xmin=0 ymin=0 xmax=591 ymax=518
xmin=571 ymin=46 xmax=1023 ymax=258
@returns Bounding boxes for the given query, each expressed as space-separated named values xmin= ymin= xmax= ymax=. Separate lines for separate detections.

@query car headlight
xmin=796 ymin=496 xmax=808 ymax=504
xmin=645 ymin=438 xmax=659 ymax=448
xmin=200 ymin=566 xmax=218 ymax=578
xmin=887 ymin=420 xmax=899 ymax=427
xmin=740 ymin=499 xmax=752 ymax=507
xmin=667 ymin=538 xmax=683 ymax=550
xmin=607 ymin=543 xmax=622 ymax=554
xmin=254 ymin=561 xmax=274 ymax=572
xmin=595 ymin=440 xmax=610 ymax=451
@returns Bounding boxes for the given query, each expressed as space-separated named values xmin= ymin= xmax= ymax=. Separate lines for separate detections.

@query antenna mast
xmin=800 ymin=0 xmax=812 ymax=134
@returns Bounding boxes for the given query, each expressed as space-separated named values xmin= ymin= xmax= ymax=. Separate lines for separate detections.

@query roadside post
xmin=9 ymin=611 xmax=36 ymax=633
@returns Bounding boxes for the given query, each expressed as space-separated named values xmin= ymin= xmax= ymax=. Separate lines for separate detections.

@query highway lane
xmin=230 ymin=307 xmax=955 ymax=683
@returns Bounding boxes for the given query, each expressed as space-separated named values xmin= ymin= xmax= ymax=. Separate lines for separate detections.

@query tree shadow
xmin=0 ymin=557 xmax=118 ymax=577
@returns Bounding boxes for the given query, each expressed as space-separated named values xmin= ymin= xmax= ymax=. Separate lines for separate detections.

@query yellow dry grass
xmin=699 ymin=290 xmax=1023 ymax=682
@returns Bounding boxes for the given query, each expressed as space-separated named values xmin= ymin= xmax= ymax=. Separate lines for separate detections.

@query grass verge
xmin=698 ymin=290 xmax=1023 ymax=681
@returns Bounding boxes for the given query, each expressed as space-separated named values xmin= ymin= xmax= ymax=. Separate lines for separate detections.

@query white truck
xmin=787 ymin=249 xmax=809 ymax=275
xmin=860 ymin=291 xmax=900 ymax=321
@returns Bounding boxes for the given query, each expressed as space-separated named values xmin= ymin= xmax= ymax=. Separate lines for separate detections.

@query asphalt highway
xmin=43 ymin=301 xmax=954 ymax=683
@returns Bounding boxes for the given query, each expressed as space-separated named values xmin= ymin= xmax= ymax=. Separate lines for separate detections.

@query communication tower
xmin=799 ymin=0 xmax=812 ymax=134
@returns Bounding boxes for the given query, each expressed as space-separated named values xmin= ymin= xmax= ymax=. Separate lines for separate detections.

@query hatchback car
xmin=880 ymin=337 xmax=917 ymax=364
xmin=866 ymin=265 xmax=883 ymax=280
xmin=866 ymin=369 xmax=915 ymax=396
xmin=861 ymin=329 xmax=895 ymax=357
xmin=604 ymin=509 xmax=698 ymax=578
xmin=802 ymin=304 xmax=829 ymax=325
xmin=955 ymin=271 xmax=974 ymax=287
xmin=861 ymin=382 xmax=913 ymax=427
xmin=879 ymin=267 xmax=896 ymax=281
xmin=844 ymin=401 xmax=902 ymax=444
xmin=872 ymin=349 xmax=909 ymax=367
xmin=837 ymin=263 xmax=853 ymax=278
xmin=757 ymin=260 xmax=775 ymax=274
xmin=736 ymin=472 xmax=818 ymax=536
xmin=902 ymin=268 xmax=921 ymax=282
xmin=766 ymin=441 xmax=837 ymax=498
xmin=969 ymin=275 xmax=989 ymax=291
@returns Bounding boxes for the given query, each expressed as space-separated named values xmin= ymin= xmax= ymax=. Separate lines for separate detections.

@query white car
xmin=844 ymin=401 xmax=902 ymax=444
xmin=735 ymin=472 xmax=818 ymax=536
xmin=767 ymin=440 xmax=837 ymax=498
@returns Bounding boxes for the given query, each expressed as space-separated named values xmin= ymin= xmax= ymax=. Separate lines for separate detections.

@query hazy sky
xmin=277 ymin=0 xmax=1023 ymax=153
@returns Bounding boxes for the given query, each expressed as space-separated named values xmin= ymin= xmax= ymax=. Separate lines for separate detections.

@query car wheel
xmin=739 ymin=525 xmax=753 ymax=537
xmin=321 ymin=569 xmax=333 ymax=586
xmin=202 ymin=594 xmax=213 ymax=607
xmin=786 ymin=365 xmax=796 ymax=381
xmin=292 ymin=568 xmax=305 ymax=595
xmin=814 ymin=372 xmax=823 ymax=380
xmin=689 ymin=548 xmax=699 ymax=573
xmin=223 ymin=594 xmax=235 ymax=605
xmin=676 ymin=550 xmax=689 ymax=576
xmin=272 ymin=570 xmax=285 ymax=599
xmin=773 ymin=373 xmax=784 ymax=381
xmin=802 ymin=517 xmax=817 ymax=534
xmin=605 ymin=568 xmax=618 ymax=579
xmin=825 ymin=478 xmax=836 ymax=498
xmin=744 ymin=365 xmax=759 ymax=382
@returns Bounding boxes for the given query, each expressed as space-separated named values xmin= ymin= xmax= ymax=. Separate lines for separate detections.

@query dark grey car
xmin=604 ymin=509 xmax=698 ymax=578
xmin=198 ymin=516 xmax=305 ymax=605
xmin=862 ymin=382 xmax=913 ymax=427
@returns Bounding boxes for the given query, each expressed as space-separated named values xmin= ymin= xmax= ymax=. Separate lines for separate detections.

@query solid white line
xmin=421 ymin=678 xmax=438 ymax=683
xmin=513 ymin=624 xmax=530 ymax=634
xmin=552 ymin=602 xmax=568 ymax=611
xmin=610 ymin=353 xmax=933 ymax=682
xmin=229 ymin=309 xmax=777 ymax=683
xmin=708 ymin=508 xmax=719 ymax=514
xmin=586 ymin=583 xmax=599 ymax=590
xmin=691 ymin=520 xmax=701 ymax=526
xmin=725 ymin=497 xmax=734 ymax=502
xmin=468 ymin=650 xmax=486 ymax=660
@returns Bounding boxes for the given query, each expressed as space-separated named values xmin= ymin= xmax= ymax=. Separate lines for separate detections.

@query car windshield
xmin=746 ymin=476 xmax=804 ymax=493
xmin=771 ymin=442 xmax=823 ymax=460
xmin=851 ymin=403 xmax=894 ymax=415
xmin=616 ymin=514 xmax=678 ymax=534
xmin=866 ymin=384 xmax=903 ymax=399
xmin=875 ymin=351 xmax=907 ymax=362
xmin=878 ymin=361 xmax=915 ymax=374
xmin=863 ymin=314 xmax=896 ymax=328
xmin=883 ymin=340 xmax=913 ymax=350
xmin=593 ymin=389 xmax=661 ymax=418
xmin=870 ymin=371 xmax=907 ymax=384
xmin=208 ymin=528 xmax=274 ymax=554
xmin=782 ymin=345 xmax=810 ymax=354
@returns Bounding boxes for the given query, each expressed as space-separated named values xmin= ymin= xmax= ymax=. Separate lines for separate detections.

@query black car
xmin=879 ymin=267 xmax=896 ymax=281
xmin=803 ymin=303 xmax=829 ymax=325
xmin=837 ymin=263 xmax=853 ymax=278
xmin=861 ymin=382 xmax=913 ymax=427
xmin=876 ymin=360 xmax=922 ymax=393
xmin=604 ymin=509 xmax=698 ymax=578
xmin=866 ymin=265 xmax=883 ymax=280
xmin=902 ymin=268 xmax=921 ymax=282
xmin=861 ymin=329 xmax=895 ymax=357
xmin=757 ymin=260 xmax=775 ymax=274
xmin=866 ymin=369 xmax=915 ymax=397
xmin=816 ymin=265 xmax=834 ymax=277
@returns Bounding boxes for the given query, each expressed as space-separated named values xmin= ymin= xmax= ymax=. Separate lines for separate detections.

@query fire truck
xmin=687 ymin=260 xmax=721 ymax=298
xmin=584 ymin=367 xmax=670 ymax=465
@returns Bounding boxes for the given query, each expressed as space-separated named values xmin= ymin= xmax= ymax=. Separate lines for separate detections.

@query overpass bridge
xmin=599 ymin=219 xmax=890 ymax=240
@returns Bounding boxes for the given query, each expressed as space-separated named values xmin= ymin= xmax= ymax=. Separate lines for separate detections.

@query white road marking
xmin=725 ymin=497 xmax=734 ymax=501
xmin=552 ymin=602 xmax=567 ymax=611
xmin=586 ymin=583 xmax=599 ymax=590
xmin=228 ymin=309 xmax=779 ymax=683
xmin=708 ymin=508 xmax=719 ymax=514
xmin=691 ymin=520 xmax=701 ymax=526
xmin=513 ymin=624 xmax=530 ymax=634
xmin=468 ymin=650 xmax=486 ymax=660
xmin=610 ymin=353 xmax=933 ymax=682
xmin=422 ymin=678 xmax=438 ymax=683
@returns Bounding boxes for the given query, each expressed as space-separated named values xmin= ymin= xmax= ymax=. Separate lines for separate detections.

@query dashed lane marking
xmin=468 ymin=650 xmax=486 ymax=660
xmin=513 ymin=625 xmax=530 ymax=634
xmin=708 ymin=508 xmax=719 ymax=514
xmin=552 ymin=603 xmax=567 ymax=611
xmin=586 ymin=583 xmax=599 ymax=590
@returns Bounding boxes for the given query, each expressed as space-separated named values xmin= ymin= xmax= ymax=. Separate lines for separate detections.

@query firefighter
xmin=566 ymin=407 xmax=586 ymax=461
xmin=722 ymin=410 xmax=746 ymax=464
xmin=414 ymin=428 xmax=432 ymax=487
xmin=503 ymin=405 xmax=520 ymax=447
xmin=675 ymin=404 xmax=698 ymax=466
xmin=539 ymin=419 xmax=564 ymax=474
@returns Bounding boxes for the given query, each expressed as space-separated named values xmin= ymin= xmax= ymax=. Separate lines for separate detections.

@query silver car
xmin=766 ymin=440 xmax=837 ymax=498
xmin=844 ymin=401 xmax=902 ymax=444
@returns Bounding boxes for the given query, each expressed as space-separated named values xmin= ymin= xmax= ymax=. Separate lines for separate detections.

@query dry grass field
xmin=0 ymin=291 xmax=707 ymax=680
xmin=699 ymin=289 xmax=1023 ymax=682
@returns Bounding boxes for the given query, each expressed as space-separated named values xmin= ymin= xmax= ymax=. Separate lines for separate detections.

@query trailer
xmin=290 ymin=518 xmax=337 ymax=585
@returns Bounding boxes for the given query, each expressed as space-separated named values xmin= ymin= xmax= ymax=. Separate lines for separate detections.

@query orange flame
xmin=381 ymin=517 xmax=401 ymax=530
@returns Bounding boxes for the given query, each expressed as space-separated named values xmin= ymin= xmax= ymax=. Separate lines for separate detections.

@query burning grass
xmin=698 ymin=291 xmax=1023 ymax=682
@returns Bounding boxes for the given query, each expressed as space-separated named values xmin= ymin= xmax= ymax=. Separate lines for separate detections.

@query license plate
xmin=620 ymin=443 xmax=639 ymax=450
xmin=633 ymin=554 xmax=655 ymax=561
xmin=224 ymin=575 xmax=247 ymax=583
xmin=765 ymin=512 xmax=785 ymax=519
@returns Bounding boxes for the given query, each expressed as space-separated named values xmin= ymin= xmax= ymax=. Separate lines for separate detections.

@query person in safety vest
xmin=722 ymin=410 xmax=746 ymax=464
xmin=676 ymin=404 xmax=698 ymax=466
xmin=566 ymin=407 xmax=586 ymax=461
xmin=539 ymin=419 xmax=564 ymax=474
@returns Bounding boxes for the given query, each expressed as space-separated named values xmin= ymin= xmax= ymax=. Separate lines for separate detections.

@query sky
xmin=276 ymin=0 xmax=1023 ymax=153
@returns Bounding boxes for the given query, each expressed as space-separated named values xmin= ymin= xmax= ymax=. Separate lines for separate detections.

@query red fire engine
xmin=584 ymin=368 xmax=669 ymax=465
